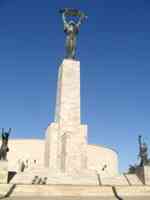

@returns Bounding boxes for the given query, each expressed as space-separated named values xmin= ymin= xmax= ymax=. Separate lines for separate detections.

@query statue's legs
xmin=66 ymin=35 xmax=76 ymax=59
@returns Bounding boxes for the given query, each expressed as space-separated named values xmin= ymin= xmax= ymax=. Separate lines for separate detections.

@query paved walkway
xmin=5 ymin=197 xmax=116 ymax=200
xmin=4 ymin=197 xmax=150 ymax=200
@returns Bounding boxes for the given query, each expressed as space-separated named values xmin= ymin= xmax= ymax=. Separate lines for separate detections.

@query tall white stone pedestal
xmin=44 ymin=59 xmax=88 ymax=175
xmin=0 ymin=161 xmax=8 ymax=184
xmin=136 ymin=166 xmax=150 ymax=185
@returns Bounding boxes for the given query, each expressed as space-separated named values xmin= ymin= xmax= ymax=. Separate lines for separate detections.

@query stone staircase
xmin=6 ymin=185 xmax=116 ymax=199
xmin=100 ymin=175 xmax=129 ymax=186
xmin=10 ymin=168 xmax=99 ymax=185
xmin=124 ymin=174 xmax=143 ymax=186
xmin=100 ymin=174 xmax=144 ymax=186
xmin=11 ymin=169 xmax=144 ymax=187
xmin=3 ymin=184 xmax=150 ymax=200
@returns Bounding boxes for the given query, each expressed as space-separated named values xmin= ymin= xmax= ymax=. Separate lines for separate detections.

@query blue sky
xmin=0 ymin=0 xmax=150 ymax=172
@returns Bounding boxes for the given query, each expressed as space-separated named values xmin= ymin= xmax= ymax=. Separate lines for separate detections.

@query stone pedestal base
xmin=44 ymin=122 xmax=87 ymax=174
xmin=0 ymin=161 xmax=8 ymax=184
xmin=136 ymin=166 xmax=150 ymax=185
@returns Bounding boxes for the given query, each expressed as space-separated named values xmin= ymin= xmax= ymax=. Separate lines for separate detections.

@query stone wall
xmin=8 ymin=139 xmax=44 ymax=171
xmin=87 ymin=144 xmax=118 ymax=177
xmin=7 ymin=139 xmax=118 ymax=177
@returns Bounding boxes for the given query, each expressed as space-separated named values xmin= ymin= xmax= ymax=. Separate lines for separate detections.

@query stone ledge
xmin=10 ymin=185 xmax=115 ymax=197
xmin=0 ymin=161 xmax=8 ymax=184
xmin=0 ymin=184 xmax=13 ymax=198
xmin=2 ymin=184 xmax=150 ymax=199
xmin=116 ymin=186 xmax=150 ymax=197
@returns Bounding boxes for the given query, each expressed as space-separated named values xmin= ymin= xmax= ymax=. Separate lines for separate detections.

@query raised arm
xmin=76 ymin=13 xmax=87 ymax=28
xmin=59 ymin=9 xmax=68 ymax=30
xmin=62 ymin=12 xmax=68 ymax=29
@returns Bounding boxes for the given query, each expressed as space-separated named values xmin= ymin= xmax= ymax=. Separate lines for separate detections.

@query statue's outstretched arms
xmin=59 ymin=9 xmax=69 ymax=30
xmin=76 ymin=13 xmax=87 ymax=28
xmin=62 ymin=12 xmax=69 ymax=30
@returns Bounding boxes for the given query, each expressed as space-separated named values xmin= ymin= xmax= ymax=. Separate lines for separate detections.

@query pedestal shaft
xmin=55 ymin=59 xmax=81 ymax=127
xmin=45 ymin=59 xmax=87 ymax=173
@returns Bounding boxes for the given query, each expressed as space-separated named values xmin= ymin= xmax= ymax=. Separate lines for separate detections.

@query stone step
xmin=125 ymin=174 xmax=143 ymax=185
xmin=0 ymin=184 xmax=14 ymax=198
xmin=100 ymin=175 xmax=129 ymax=186
xmin=2 ymin=184 xmax=150 ymax=199
xmin=6 ymin=197 xmax=117 ymax=200
xmin=10 ymin=171 xmax=99 ymax=185
xmin=115 ymin=186 xmax=150 ymax=198
xmin=9 ymin=185 xmax=116 ymax=198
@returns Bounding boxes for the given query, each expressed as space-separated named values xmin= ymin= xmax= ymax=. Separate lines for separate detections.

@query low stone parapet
xmin=136 ymin=166 xmax=150 ymax=185
xmin=0 ymin=161 xmax=8 ymax=184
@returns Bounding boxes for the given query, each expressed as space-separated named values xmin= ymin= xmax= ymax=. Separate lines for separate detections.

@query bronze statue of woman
xmin=60 ymin=8 xmax=87 ymax=59
xmin=0 ymin=128 xmax=11 ymax=161
xmin=138 ymin=135 xmax=150 ymax=166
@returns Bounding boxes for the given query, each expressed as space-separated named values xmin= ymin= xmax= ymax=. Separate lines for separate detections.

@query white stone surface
xmin=125 ymin=174 xmax=143 ymax=185
xmin=8 ymin=139 xmax=44 ymax=172
xmin=55 ymin=59 xmax=81 ymax=125
xmin=0 ymin=161 xmax=8 ymax=184
xmin=8 ymin=139 xmax=118 ymax=178
xmin=101 ymin=175 xmax=129 ymax=186
xmin=87 ymin=145 xmax=118 ymax=177
xmin=143 ymin=166 xmax=150 ymax=185
xmin=116 ymin=186 xmax=150 ymax=197
xmin=0 ymin=184 xmax=13 ymax=197
xmin=136 ymin=166 xmax=150 ymax=185
xmin=45 ymin=59 xmax=88 ymax=174
xmin=11 ymin=168 xmax=98 ymax=185
xmin=44 ymin=123 xmax=59 ymax=170
xmin=10 ymin=185 xmax=115 ymax=197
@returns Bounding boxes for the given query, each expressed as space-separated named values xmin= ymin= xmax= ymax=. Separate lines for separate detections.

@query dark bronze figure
xmin=138 ymin=135 xmax=150 ymax=166
xmin=128 ymin=164 xmax=137 ymax=174
xmin=59 ymin=8 xmax=87 ymax=59
xmin=128 ymin=135 xmax=150 ymax=173
xmin=0 ymin=128 xmax=11 ymax=161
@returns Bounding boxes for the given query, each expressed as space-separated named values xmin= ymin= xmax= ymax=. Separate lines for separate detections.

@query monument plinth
xmin=45 ymin=59 xmax=88 ymax=175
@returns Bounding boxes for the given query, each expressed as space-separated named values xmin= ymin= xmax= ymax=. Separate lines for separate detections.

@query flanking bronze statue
xmin=128 ymin=135 xmax=150 ymax=174
xmin=0 ymin=128 xmax=11 ymax=161
xmin=138 ymin=135 xmax=150 ymax=167
xmin=59 ymin=8 xmax=87 ymax=59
